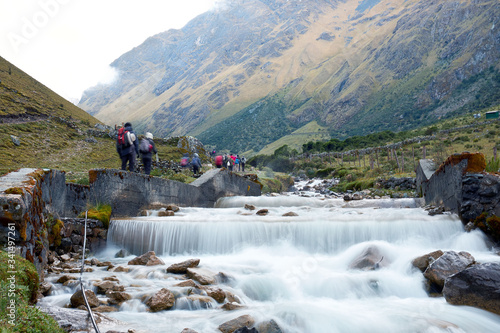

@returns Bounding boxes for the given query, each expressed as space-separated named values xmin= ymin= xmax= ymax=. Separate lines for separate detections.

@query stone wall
xmin=0 ymin=167 xmax=261 ymax=278
xmin=416 ymin=153 xmax=500 ymax=243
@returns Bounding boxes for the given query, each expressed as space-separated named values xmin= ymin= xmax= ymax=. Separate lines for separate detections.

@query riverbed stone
xmin=106 ymin=290 xmax=132 ymax=305
xmin=218 ymin=315 xmax=256 ymax=333
xmin=443 ymin=262 xmax=500 ymax=315
xmin=94 ymin=280 xmax=121 ymax=294
xmin=349 ymin=245 xmax=388 ymax=271
xmin=70 ymin=289 xmax=100 ymax=308
xmin=146 ymin=288 xmax=175 ymax=312
xmin=412 ymin=250 xmax=444 ymax=272
xmin=128 ymin=251 xmax=165 ymax=266
xmin=256 ymin=209 xmax=269 ymax=216
xmin=203 ymin=286 xmax=226 ymax=303
xmin=257 ymin=319 xmax=284 ymax=333
xmin=187 ymin=267 xmax=217 ymax=285
xmin=167 ymin=258 xmax=200 ymax=274
xmin=423 ymin=251 xmax=475 ymax=292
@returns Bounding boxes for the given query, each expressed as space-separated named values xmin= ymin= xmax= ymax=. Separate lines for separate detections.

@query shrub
xmin=79 ymin=203 xmax=112 ymax=229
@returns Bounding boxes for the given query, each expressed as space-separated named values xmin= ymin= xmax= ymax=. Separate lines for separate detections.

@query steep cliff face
xmin=78 ymin=0 xmax=500 ymax=153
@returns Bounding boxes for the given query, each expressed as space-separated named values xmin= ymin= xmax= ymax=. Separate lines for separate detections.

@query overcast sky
xmin=0 ymin=0 xmax=218 ymax=103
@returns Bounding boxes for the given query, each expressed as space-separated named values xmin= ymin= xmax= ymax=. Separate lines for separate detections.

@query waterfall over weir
xmin=43 ymin=195 xmax=500 ymax=332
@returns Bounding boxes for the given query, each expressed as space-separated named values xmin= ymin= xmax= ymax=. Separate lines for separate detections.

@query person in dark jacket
xmin=116 ymin=122 xmax=139 ymax=172
xmin=191 ymin=153 xmax=202 ymax=176
xmin=140 ymin=132 xmax=157 ymax=175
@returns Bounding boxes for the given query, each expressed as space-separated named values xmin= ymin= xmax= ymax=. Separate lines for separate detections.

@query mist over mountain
xmin=78 ymin=0 xmax=500 ymax=154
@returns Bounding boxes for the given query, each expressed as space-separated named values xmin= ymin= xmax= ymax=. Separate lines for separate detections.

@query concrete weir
xmin=0 ymin=167 xmax=261 ymax=277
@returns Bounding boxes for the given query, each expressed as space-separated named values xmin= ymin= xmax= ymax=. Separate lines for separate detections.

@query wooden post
xmin=376 ymin=149 xmax=380 ymax=168
xmin=358 ymin=152 xmax=361 ymax=167
xmin=494 ymin=146 xmax=497 ymax=162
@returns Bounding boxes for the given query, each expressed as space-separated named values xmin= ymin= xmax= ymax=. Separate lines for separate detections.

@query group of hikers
xmin=214 ymin=153 xmax=246 ymax=172
xmin=116 ymin=122 xmax=247 ymax=176
xmin=116 ymin=122 xmax=157 ymax=175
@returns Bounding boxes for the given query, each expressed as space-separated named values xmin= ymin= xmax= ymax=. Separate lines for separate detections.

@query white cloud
xmin=0 ymin=0 xmax=217 ymax=102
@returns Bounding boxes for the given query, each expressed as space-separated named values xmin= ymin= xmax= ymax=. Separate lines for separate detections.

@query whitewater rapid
xmin=40 ymin=195 xmax=500 ymax=332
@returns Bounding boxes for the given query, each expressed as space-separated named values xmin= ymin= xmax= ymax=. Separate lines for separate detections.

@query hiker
xmin=215 ymin=155 xmax=223 ymax=168
xmin=116 ymin=122 xmax=139 ymax=172
xmin=226 ymin=154 xmax=234 ymax=171
xmin=180 ymin=153 xmax=190 ymax=168
xmin=139 ymin=132 xmax=157 ymax=175
xmin=235 ymin=155 xmax=240 ymax=172
xmin=241 ymin=156 xmax=246 ymax=172
xmin=191 ymin=153 xmax=202 ymax=176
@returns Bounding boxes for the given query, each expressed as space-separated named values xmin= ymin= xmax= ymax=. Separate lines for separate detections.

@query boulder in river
xmin=412 ymin=250 xmax=444 ymax=272
xmin=146 ymin=288 xmax=175 ymax=312
xmin=218 ymin=314 xmax=256 ymax=333
xmin=443 ymin=262 xmax=500 ymax=315
xmin=127 ymin=251 xmax=165 ymax=266
xmin=187 ymin=267 xmax=218 ymax=285
xmin=167 ymin=258 xmax=200 ymax=274
xmin=423 ymin=251 xmax=475 ymax=293
xmin=349 ymin=245 xmax=389 ymax=271
xmin=70 ymin=289 xmax=99 ymax=308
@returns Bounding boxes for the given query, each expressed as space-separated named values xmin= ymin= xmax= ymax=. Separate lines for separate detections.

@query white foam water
xmin=39 ymin=196 xmax=500 ymax=333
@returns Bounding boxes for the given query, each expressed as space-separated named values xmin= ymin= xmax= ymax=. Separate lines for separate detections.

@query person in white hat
xmin=139 ymin=132 xmax=157 ymax=175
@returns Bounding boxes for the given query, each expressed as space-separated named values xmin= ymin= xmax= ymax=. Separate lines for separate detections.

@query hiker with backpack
xmin=191 ymin=153 xmax=202 ymax=177
xmin=139 ymin=132 xmax=157 ymax=175
xmin=241 ymin=156 xmax=246 ymax=172
xmin=116 ymin=122 xmax=139 ymax=172
xmin=180 ymin=153 xmax=190 ymax=168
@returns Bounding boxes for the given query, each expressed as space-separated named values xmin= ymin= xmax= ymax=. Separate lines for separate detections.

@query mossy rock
xmin=79 ymin=204 xmax=112 ymax=229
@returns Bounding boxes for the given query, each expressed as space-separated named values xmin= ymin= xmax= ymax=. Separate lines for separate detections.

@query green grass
xmin=0 ymin=251 xmax=64 ymax=333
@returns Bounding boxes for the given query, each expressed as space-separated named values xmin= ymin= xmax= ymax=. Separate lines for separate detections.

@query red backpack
xmin=117 ymin=128 xmax=131 ymax=148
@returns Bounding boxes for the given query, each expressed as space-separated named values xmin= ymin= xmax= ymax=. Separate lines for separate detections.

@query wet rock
xmin=245 ymin=204 xmax=256 ymax=210
xmin=56 ymin=275 xmax=77 ymax=284
xmin=167 ymin=204 xmax=180 ymax=212
xmin=70 ymin=289 xmax=100 ymax=308
xmin=349 ymin=246 xmax=388 ymax=271
xmin=203 ymin=286 xmax=226 ymax=303
xmin=111 ymin=266 xmax=130 ymax=273
xmin=423 ymin=251 xmax=475 ymax=293
xmin=146 ymin=288 xmax=175 ymax=312
xmin=256 ymin=209 xmax=269 ymax=216
xmin=222 ymin=302 xmax=246 ymax=311
xmin=167 ymin=258 xmax=200 ymax=274
xmin=128 ymin=251 xmax=165 ymax=266
xmin=257 ymin=319 xmax=284 ymax=333
xmin=181 ymin=329 xmax=199 ymax=333
xmin=175 ymin=279 xmax=198 ymax=288
xmin=39 ymin=281 xmax=52 ymax=296
xmin=412 ymin=250 xmax=444 ymax=272
xmin=39 ymin=306 xmax=123 ymax=332
xmin=218 ymin=315 xmax=256 ymax=333
xmin=234 ymin=327 xmax=258 ymax=333
xmin=158 ymin=210 xmax=175 ymax=217
xmin=185 ymin=295 xmax=215 ymax=309
xmin=115 ymin=249 xmax=131 ymax=258
xmin=187 ymin=267 xmax=217 ymax=285
xmin=106 ymin=290 xmax=132 ymax=305
xmin=93 ymin=305 xmax=118 ymax=313
xmin=443 ymin=262 xmax=500 ymax=315
xmin=94 ymin=281 xmax=120 ymax=294
xmin=282 ymin=212 xmax=298 ymax=217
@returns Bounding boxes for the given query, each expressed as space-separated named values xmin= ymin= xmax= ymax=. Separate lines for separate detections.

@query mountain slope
xmin=79 ymin=0 xmax=500 ymax=154
xmin=0 ymin=56 xmax=116 ymax=174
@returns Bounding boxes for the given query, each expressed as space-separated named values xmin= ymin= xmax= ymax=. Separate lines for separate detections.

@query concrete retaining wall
xmin=0 ymin=168 xmax=261 ymax=278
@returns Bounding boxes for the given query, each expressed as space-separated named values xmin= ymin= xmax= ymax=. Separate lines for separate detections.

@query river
xmin=40 ymin=192 xmax=500 ymax=332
